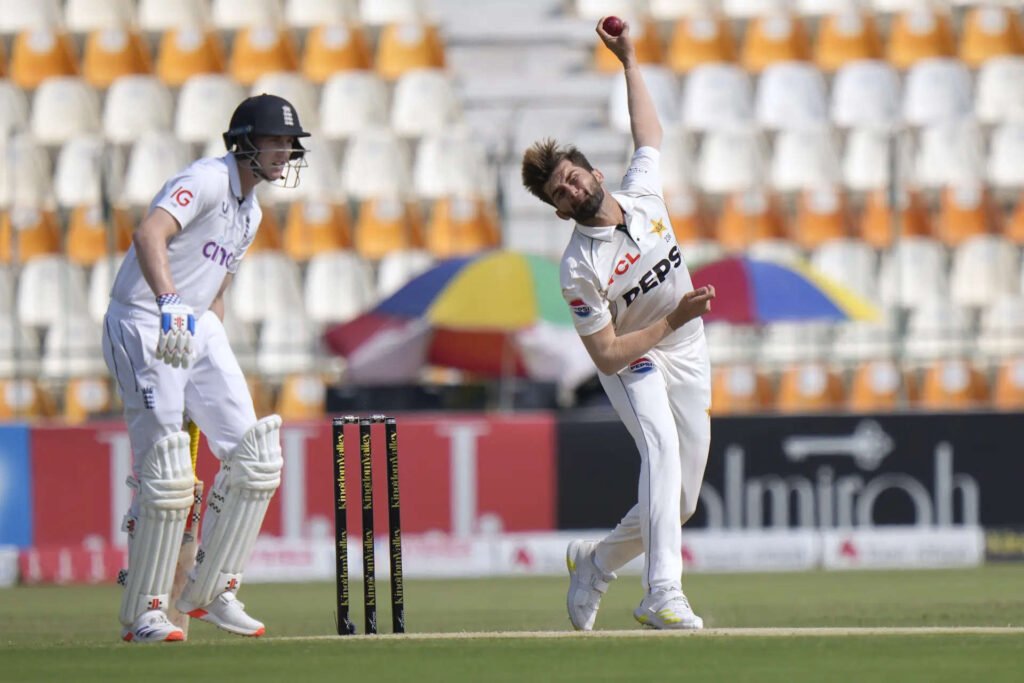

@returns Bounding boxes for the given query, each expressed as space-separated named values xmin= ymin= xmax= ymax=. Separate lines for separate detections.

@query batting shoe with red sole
xmin=121 ymin=609 xmax=185 ymax=643
xmin=178 ymin=592 xmax=266 ymax=637
xmin=565 ymin=539 xmax=617 ymax=631
xmin=633 ymin=589 xmax=704 ymax=630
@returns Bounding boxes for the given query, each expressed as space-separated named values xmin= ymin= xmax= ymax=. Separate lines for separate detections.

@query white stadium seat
xmin=746 ymin=239 xmax=804 ymax=264
xmin=986 ymin=123 xmax=1024 ymax=189
xmin=811 ymin=238 xmax=879 ymax=302
xmin=903 ymin=300 xmax=973 ymax=364
xmin=648 ymin=125 xmax=694 ymax=195
xmin=30 ymin=77 xmax=101 ymax=146
xmin=221 ymin=306 xmax=258 ymax=374
xmin=0 ymin=133 xmax=52 ymax=209
xmin=950 ymin=235 xmax=1020 ymax=309
xmin=913 ymin=120 xmax=985 ymax=190
xmin=0 ymin=80 xmax=30 ymax=137
xmin=413 ymin=127 xmax=495 ymax=200
xmin=138 ymin=0 xmax=209 ymax=31
xmin=251 ymin=72 xmax=320 ymax=131
xmin=680 ymin=63 xmax=754 ymax=133
xmin=830 ymin=60 xmax=900 ymax=129
xmin=704 ymin=322 xmax=760 ymax=365
xmin=975 ymin=56 xmax=1024 ymax=125
xmin=977 ymin=296 xmax=1024 ymax=363
xmin=231 ymin=252 xmax=305 ymax=324
xmin=257 ymin=311 xmax=318 ymax=375
xmin=902 ymin=58 xmax=973 ymax=127
xmin=0 ymin=265 xmax=12 ymax=316
xmin=756 ymin=61 xmax=830 ymax=131
xmin=609 ymin=65 xmax=679 ymax=135
xmin=697 ymin=127 xmax=767 ymax=194
xmin=320 ymin=71 xmax=390 ymax=140
xmin=391 ymin=69 xmax=462 ymax=138
xmin=340 ymin=128 xmax=412 ymax=201
xmin=54 ymin=135 xmax=108 ymax=208
xmin=103 ymin=76 xmax=173 ymax=144
xmin=832 ymin=316 xmax=899 ymax=364
xmin=285 ymin=0 xmax=358 ymax=28
xmin=120 ymin=133 xmax=189 ymax=208
xmin=574 ymin=0 xmax=640 ymax=19
xmin=359 ymin=0 xmax=429 ymax=26
xmin=175 ymin=75 xmax=246 ymax=145
xmin=16 ymin=255 xmax=89 ymax=330
xmin=65 ymin=0 xmax=135 ymax=33
xmin=0 ymin=316 xmax=40 ymax=379
xmin=878 ymin=237 xmax=949 ymax=309
xmin=759 ymin=321 xmax=835 ymax=367
xmin=770 ymin=128 xmax=841 ymax=192
xmin=512 ymin=106 xmax=606 ymax=164
xmin=88 ymin=254 xmax=124 ymax=323
xmin=259 ymin=132 xmax=340 ymax=204
xmin=678 ymin=239 xmax=725 ymax=269
xmin=0 ymin=0 xmax=61 ymax=34
xmin=41 ymin=314 xmax=107 ymax=379
xmin=211 ymin=0 xmax=283 ymax=31
xmin=304 ymin=250 xmax=376 ymax=324
xmin=376 ymin=249 xmax=433 ymax=299
xmin=842 ymin=127 xmax=913 ymax=192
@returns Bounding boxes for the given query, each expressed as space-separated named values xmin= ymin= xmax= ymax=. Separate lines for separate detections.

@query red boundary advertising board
xmin=29 ymin=414 xmax=557 ymax=548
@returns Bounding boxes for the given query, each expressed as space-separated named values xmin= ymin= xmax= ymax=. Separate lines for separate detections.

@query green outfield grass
xmin=3 ymin=566 xmax=1023 ymax=682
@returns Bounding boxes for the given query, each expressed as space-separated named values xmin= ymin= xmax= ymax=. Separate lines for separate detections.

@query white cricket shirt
xmin=110 ymin=154 xmax=262 ymax=318
xmin=560 ymin=147 xmax=702 ymax=350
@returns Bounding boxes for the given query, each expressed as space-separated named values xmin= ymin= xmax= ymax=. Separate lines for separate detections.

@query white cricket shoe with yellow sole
xmin=566 ymin=539 xmax=617 ymax=631
xmin=633 ymin=589 xmax=704 ymax=630
xmin=121 ymin=609 xmax=185 ymax=643
xmin=177 ymin=592 xmax=265 ymax=637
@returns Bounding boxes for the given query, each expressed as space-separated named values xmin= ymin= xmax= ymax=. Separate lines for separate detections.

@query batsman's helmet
xmin=223 ymin=94 xmax=311 ymax=187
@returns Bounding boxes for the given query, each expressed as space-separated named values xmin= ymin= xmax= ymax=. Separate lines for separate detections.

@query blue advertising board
xmin=0 ymin=425 xmax=32 ymax=547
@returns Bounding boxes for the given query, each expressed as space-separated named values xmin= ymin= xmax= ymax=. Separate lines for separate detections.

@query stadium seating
xmin=301 ymin=23 xmax=372 ymax=82
xmin=63 ymin=377 xmax=114 ymax=423
xmin=667 ymin=15 xmax=736 ymax=73
xmin=138 ymin=0 xmax=209 ymax=32
xmin=82 ymin=28 xmax=152 ymax=88
xmin=775 ymin=363 xmax=845 ymax=413
xmin=303 ymin=250 xmax=376 ymax=324
xmin=710 ymin=365 xmax=773 ymax=415
xmin=230 ymin=27 xmax=301 ymax=85
xmin=9 ymin=28 xmax=78 ymax=89
xmin=354 ymin=197 xmax=424 ymax=260
xmin=103 ymin=76 xmax=173 ymax=144
xmin=155 ymin=28 xmax=226 ymax=86
xmin=814 ymin=7 xmax=882 ymax=71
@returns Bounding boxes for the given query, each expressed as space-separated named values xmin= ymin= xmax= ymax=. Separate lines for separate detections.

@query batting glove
xmin=155 ymin=293 xmax=196 ymax=369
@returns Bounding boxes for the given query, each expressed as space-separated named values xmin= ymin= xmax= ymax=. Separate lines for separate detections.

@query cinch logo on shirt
xmin=623 ymin=245 xmax=683 ymax=308
xmin=202 ymin=241 xmax=236 ymax=269
xmin=629 ymin=357 xmax=654 ymax=373
xmin=569 ymin=298 xmax=592 ymax=318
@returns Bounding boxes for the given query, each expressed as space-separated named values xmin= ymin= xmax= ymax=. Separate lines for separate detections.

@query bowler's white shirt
xmin=110 ymin=154 xmax=262 ymax=318
xmin=560 ymin=147 xmax=702 ymax=350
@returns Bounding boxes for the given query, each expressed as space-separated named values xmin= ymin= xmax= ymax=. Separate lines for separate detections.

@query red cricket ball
xmin=602 ymin=16 xmax=624 ymax=37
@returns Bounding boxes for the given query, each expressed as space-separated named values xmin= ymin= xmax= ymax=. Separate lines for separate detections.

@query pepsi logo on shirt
xmin=570 ymin=298 xmax=592 ymax=318
xmin=629 ymin=357 xmax=655 ymax=373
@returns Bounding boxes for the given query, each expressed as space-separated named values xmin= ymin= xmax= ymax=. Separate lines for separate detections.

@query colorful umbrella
xmin=690 ymin=257 xmax=880 ymax=324
xmin=324 ymin=251 xmax=594 ymax=389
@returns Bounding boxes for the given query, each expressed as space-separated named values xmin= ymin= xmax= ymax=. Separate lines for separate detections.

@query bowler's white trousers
xmin=594 ymin=329 xmax=712 ymax=594
xmin=102 ymin=299 xmax=257 ymax=471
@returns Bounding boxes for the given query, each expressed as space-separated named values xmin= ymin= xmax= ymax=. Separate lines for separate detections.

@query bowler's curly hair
xmin=521 ymin=139 xmax=595 ymax=207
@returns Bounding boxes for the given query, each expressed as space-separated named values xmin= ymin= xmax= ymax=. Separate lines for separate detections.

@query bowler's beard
xmin=571 ymin=186 xmax=605 ymax=222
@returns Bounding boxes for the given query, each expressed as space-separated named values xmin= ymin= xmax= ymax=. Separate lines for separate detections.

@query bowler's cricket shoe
xmin=178 ymin=592 xmax=266 ymax=637
xmin=566 ymin=539 xmax=617 ymax=631
xmin=633 ymin=589 xmax=704 ymax=630
xmin=121 ymin=609 xmax=185 ymax=643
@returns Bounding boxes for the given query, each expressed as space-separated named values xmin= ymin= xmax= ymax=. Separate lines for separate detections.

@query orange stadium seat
xmin=667 ymin=15 xmax=735 ymax=74
xmin=857 ymin=188 xmax=932 ymax=249
xmin=959 ymin=5 xmax=1022 ymax=69
xmin=0 ymin=38 xmax=7 ymax=79
xmin=793 ymin=186 xmax=849 ymax=249
xmin=63 ymin=376 xmax=113 ymax=424
xmin=9 ymin=28 xmax=78 ymax=89
xmin=82 ymin=28 xmax=151 ymax=88
xmin=715 ymin=190 xmax=787 ymax=251
xmin=886 ymin=8 xmax=955 ymax=70
xmin=229 ymin=26 xmax=299 ymax=86
xmin=0 ymin=210 xmax=60 ymax=264
xmin=66 ymin=205 xmax=133 ymax=266
xmin=156 ymin=28 xmax=226 ymax=86
xmin=664 ymin=191 xmax=707 ymax=243
xmin=814 ymin=9 xmax=882 ymax=72
xmin=915 ymin=359 xmax=990 ymax=410
xmin=710 ymin=365 xmax=773 ymax=415
xmin=0 ymin=378 xmax=54 ymax=421
xmin=936 ymin=184 xmax=996 ymax=247
xmin=775 ymin=363 xmax=845 ymax=413
xmin=596 ymin=18 xmax=663 ymax=74
xmin=992 ymin=358 xmax=1024 ymax=410
xmin=848 ymin=359 xmax=909 ymax=412
xmin=301 ymin=23 xmax=372 ymax=83
xmin=283 ymin=200 xmax=353 ymax=262
xmin=741 ymin=13 xmax=811 ymax=74
xmin=248 ymin=376 xmax=276 ymax=418
xmin=426 ymin=196 xmax=500 ymax=258
xmin=375 ymin=22 xmax=446 ymax=81
xmin=275 ymin=373 xmax=326 ymax=420
xmin=354 ymin=197 xmax=425 ymax=260
xmin=247 ymin=209 xmax=284 ymax=253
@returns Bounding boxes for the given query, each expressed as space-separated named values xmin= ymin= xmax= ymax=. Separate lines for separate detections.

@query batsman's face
xmin=544 ymin=159 xmax=605 ymax=222
xmin=254 ymin=135 xmax=297 ymax=180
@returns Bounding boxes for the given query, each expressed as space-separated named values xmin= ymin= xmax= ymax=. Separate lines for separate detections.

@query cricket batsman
xmin=102 ymin=94 xmax=309 ymax=642
xmin=521 ymin=19 xmax=715 ymax=630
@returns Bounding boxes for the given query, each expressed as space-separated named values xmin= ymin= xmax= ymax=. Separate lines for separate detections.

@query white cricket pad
xmin=178 ymin=415 xmax=283 ymax=609
xmin=119 ymin=432 xmax=195 ymax=626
